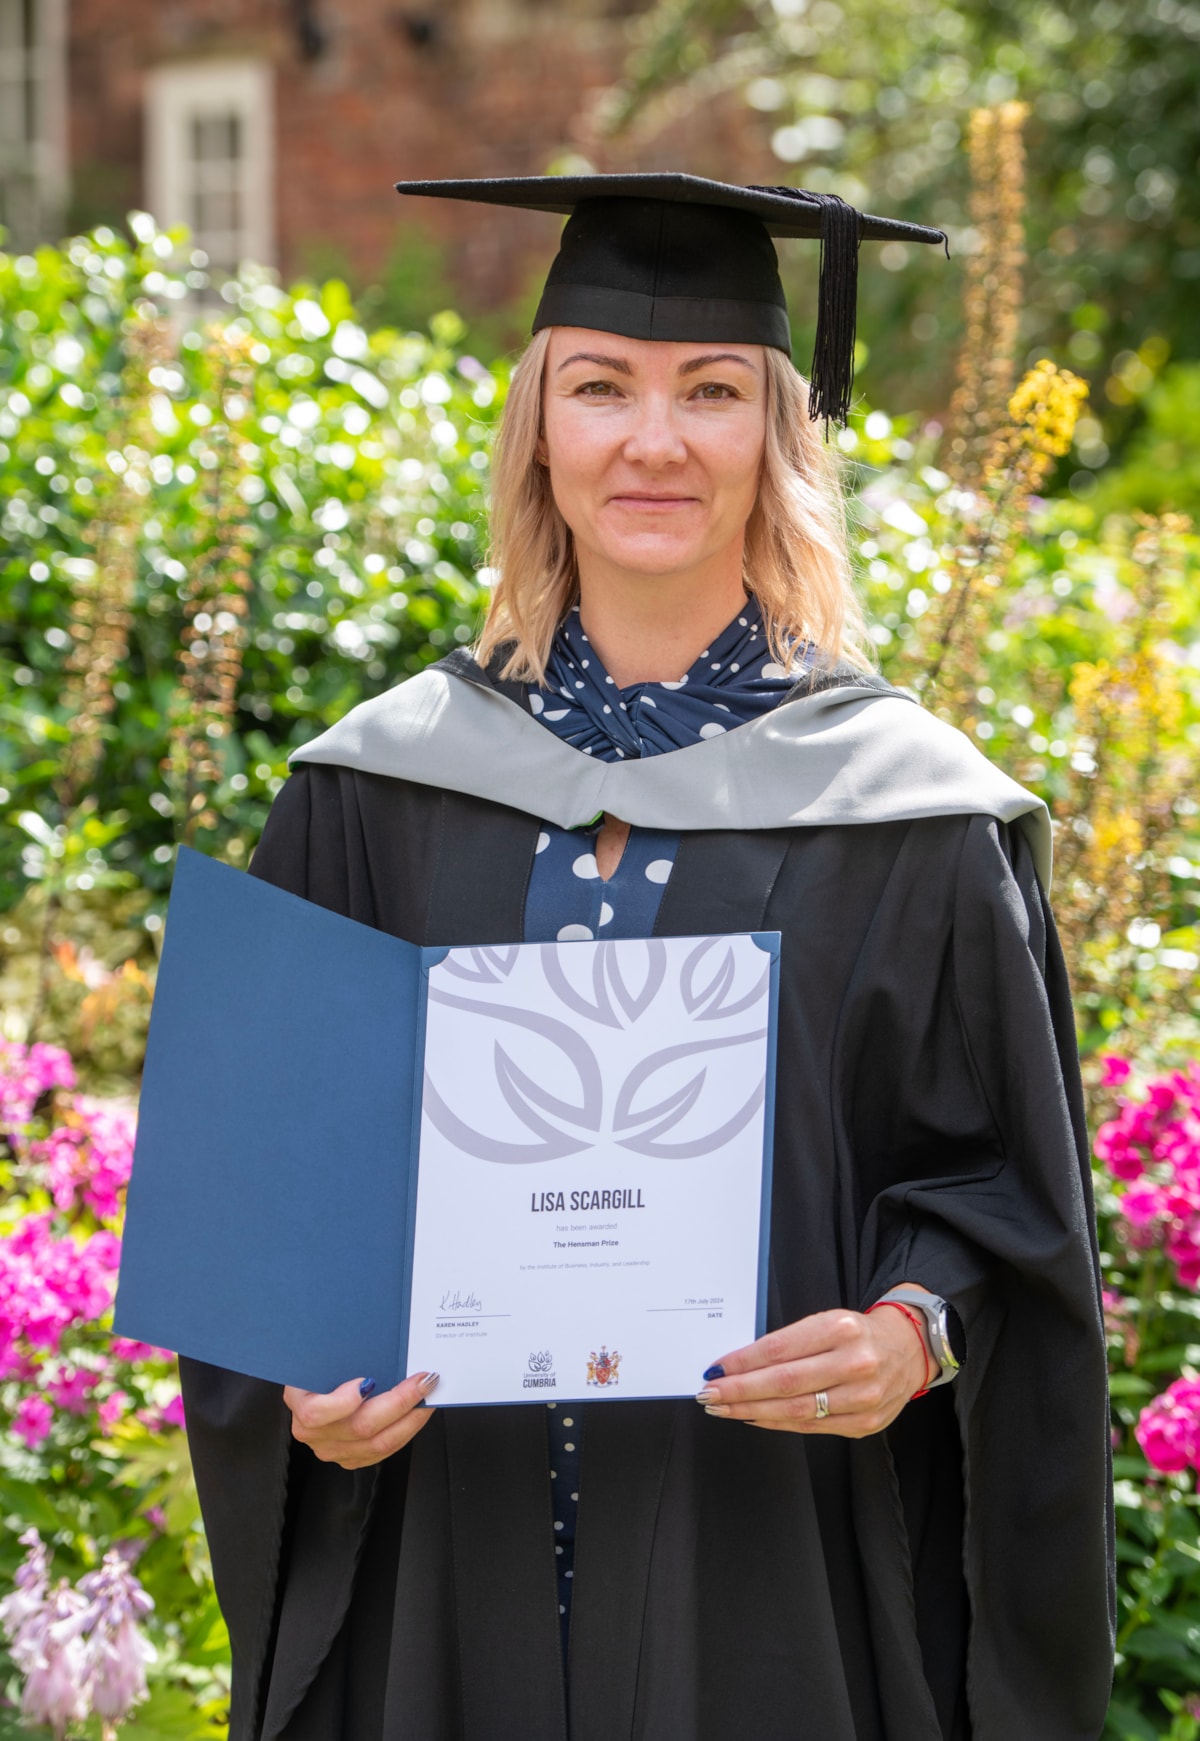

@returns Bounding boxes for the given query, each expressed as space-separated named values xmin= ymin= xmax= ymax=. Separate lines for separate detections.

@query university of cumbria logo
xmin=586 ymin=1346 xmax=621 ymax=1388
xmin=523 ymin=1350 xmax=556 ymax=1390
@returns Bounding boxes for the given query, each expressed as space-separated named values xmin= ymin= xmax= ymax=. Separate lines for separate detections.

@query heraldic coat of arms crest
xmin=586 ymin=1346 xmax=621 ymax=1387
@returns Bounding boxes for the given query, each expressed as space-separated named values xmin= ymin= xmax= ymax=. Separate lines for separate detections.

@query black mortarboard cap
xmin=393 ymin=173 xmax=947 ymax=427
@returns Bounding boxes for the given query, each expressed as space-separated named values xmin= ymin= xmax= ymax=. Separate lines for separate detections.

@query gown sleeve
xmin=855 ymin=815 xmax=1115 ymax=1736
xmin=857 ymin=817 xmax=1097 ymax=1316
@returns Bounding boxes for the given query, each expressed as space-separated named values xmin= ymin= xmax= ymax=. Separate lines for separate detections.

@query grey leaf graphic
xmin=440 ymin=946 xmax=520 ymax=985
xmin=611 ymin=1070 xmax=707 ymax=1145
xmin=613 ymin=1030 xmax=768 ymax=1158
xmin=424 ymin=986 xmax=603 ymax=1164
xmin=619 ymin=1078 xmax=766 ymax=1159
xmin=541 ymin=939 xmax=668 ymax=1028
xmin=682 ymin=942 xmax=734 ymax=1015
xmin=682 ymin=938 xmax=770 ymax=1021
xmin=423 ymin=1072 xmax=593 ymax=1164
xmin=493 ymin=1044 xmax=603 ymax=1131
xmin=604 ymin=940 xmax=667 ymax=1023
xmin=542 ymin=943 xmax=621 ymax=1029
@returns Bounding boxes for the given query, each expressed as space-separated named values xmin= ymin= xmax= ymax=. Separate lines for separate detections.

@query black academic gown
xmin=180 ymin=679 xmax=1115 ymax=1741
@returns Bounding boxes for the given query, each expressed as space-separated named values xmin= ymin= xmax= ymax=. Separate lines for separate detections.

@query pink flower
xmin=19 ymin=1074 xmax=134 ymax=1224
xmin=12 ymin=1394 xmax=55 ymax=1449
xmin=1095 ymin=1119 xmax=1144 ymax=1181
xmin=1169 ymin=1227 xmax=1200 ymax=1290
xmin=75 ymin=1097 xmax=136 ymax=1222
xmin=1100 ymin=1054 xmax=1133 ymax=1088
xmin=97 ymin=1392 xmax=129 ymax=1435
xmin=1137 ymin=1408 xmax=1193 ymax=1474
xmin=159 ymin=1392 xmax=186 ymax=1430
xmin=1119 ymin=1184 xmax=1165 ymax=1229
xmin=35 ymin=1125 xmax=87 ymax=1214
xmin=1137 ymin=1377 xmax=1200 ymax=1476
xmin=1099 ymin=1066 xmax=1200 ymax=1289
xmin=46 ymin=1366 xmax=99 ymax=1416
xmin=109 ymin=1337 xmax=173 ymax=1364
xmin=86 ymin=1230 xmax=122 ymax=1272
xmin=0 ymin=1214 xmax=120 ymax=1372
xmin=0 ymin=1041 xmax=75 ymax=1140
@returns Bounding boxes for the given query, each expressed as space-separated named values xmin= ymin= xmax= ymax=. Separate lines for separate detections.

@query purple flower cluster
xmin=0 ymin=1529 xmax=155 ymax=1736
xmin=77 ymin=1551 xmax=157 ymax=1723
xmin=1095 ymin=1056 xmax=1200 ymax=1287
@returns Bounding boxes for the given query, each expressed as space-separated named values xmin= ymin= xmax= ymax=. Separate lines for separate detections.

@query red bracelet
xmin=864 ymin=1301 xmax=937 ymax=1398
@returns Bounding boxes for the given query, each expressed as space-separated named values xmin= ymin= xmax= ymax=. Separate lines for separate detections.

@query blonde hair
xmin=477 ymin=328 xmax=871 ymax=682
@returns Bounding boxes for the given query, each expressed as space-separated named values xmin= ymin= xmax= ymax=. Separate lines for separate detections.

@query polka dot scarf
xmin=529 ymin=593 xmax=807 ymax=761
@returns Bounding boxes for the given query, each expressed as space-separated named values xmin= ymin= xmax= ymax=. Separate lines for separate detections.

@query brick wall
xmin=64 ymin=0 xmax=774 ymax=315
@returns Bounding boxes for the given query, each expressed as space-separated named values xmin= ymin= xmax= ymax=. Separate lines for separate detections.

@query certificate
xmin=115 ymin=851 xmax=778 ymax=1403
xmin=407 ymin=935 xmax=777 ymax=1403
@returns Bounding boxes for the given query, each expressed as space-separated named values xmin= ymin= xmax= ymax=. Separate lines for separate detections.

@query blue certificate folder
xmin=115 ymin=847 xmax=780 ymax=1400
xmin=114 ymin=846 xmax=445 ymax=1395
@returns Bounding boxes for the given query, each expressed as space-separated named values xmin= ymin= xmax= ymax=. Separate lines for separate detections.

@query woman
xmin=180 ymin=177 xmax=1114 ymax=1741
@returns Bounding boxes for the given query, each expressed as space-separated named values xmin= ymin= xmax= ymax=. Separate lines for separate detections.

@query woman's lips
xmin=608 ymin=494 xmax=699 ymax=509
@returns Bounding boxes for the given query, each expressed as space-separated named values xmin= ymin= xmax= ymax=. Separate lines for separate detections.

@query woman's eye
xmin=577 ymin=380 xmax=622 ymax=397
xmin=692 ymin=382 xmax=738 ymax=400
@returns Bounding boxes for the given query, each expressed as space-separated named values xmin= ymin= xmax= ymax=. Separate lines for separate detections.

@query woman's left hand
xmin=696 ymin=1305 xmax=933 ymax=1437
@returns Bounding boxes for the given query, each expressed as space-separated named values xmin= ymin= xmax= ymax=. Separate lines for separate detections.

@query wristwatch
xmin=873 ymin=1287 xmax=963 ymax=1389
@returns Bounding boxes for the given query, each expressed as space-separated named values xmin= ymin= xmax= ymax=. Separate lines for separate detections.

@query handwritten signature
xmin=440 ymin=1289 xmax=482 ymax=1314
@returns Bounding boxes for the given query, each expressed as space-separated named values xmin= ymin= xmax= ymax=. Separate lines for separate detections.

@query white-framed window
xmin=0 ymin=0 xmax=67 ymax=247
xmin=145 ymin=60 xmax=274 ymax=276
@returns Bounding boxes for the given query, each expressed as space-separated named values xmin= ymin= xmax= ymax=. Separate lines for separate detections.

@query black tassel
xmin=807 ymin=194 xmax=862 ymax=429
xmin=749 ymin=185 xmax=864 ymax=428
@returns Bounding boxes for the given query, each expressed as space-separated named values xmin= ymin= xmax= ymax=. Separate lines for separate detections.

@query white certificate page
xmin=405 ymin=933 xmax=775 ymax=1405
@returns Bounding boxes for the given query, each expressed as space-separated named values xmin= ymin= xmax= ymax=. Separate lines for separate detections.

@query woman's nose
xmin=621 ymin=398 xmax=688 ymax=469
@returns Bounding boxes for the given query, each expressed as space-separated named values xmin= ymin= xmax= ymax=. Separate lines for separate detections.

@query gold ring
xmin=814 ymin=1390 xmax=830 ymax=1420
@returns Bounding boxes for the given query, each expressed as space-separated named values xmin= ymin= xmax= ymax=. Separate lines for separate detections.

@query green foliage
xmin=363 ymin=222 xmax=458 ymax=336
xmin=842 ymin=406 xmax=1200 ymax=1055
xmin=1092 ymin=366 xmax=1200 ymax=518
xmin=608 ymin=0 xmax=1193 ymax=435
xmin=0 ymin=219 xmax=504 ymax=911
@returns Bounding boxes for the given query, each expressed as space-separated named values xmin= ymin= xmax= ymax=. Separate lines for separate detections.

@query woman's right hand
xmin=283 ymin=1371 xmax=439 ymax=1469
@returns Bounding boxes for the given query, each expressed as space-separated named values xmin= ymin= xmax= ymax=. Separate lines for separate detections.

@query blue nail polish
xmin=702 ymin=1363 xmax=725 ymax=1382
xmin=359 ymin=1377 xmax=377 ymax=1399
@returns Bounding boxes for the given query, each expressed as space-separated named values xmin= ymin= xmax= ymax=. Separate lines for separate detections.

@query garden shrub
xmin=0 ymin=216 xmax=502 ymax=907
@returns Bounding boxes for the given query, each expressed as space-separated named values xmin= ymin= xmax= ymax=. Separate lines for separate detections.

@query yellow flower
xmin=1006 ymin=360 xmax=1089 ymax=461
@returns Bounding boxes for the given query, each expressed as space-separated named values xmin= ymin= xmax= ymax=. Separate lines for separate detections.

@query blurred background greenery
xmin=2 ymin=3 xmax=1199 ymax=1733
xmin=600 ymin=0 xmax=1195 ymax=446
